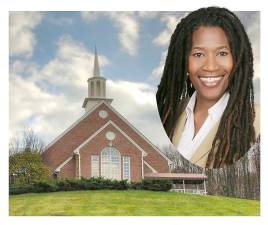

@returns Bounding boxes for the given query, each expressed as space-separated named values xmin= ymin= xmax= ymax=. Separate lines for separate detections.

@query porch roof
xmin=144 ymin=172 xmax=207 ymax=180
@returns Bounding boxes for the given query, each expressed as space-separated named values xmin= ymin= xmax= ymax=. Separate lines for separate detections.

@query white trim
xmin=74 ymin=120 xmax=148 ymax=156
xmin=55 ymin=156 xmax=73 ymax=172
xmin=44 ymin=100 xmax=108 ymax=151
xmin=105 ymin=102 xmax=172 ymax=165
xmin=53 ymin=120 xmax=148 ymax=174
xmin=46 ymin=100 xmax=171 ymax=173
xmin=74 ymin=152 xmax=81 ymax=179
xmin=144 ymin=160 xmax=158 ymax=173
xmin=44 ymin=99 xmax=171 ymax=165
xmin=76 ymin=153 xmax=81 ymax=179
xmin=141 ymin=156 xmax=144 ymax=179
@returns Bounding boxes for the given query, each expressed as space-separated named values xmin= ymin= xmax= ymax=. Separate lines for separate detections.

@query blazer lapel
xmin=190 ymin=120 xmax=220 ymax=168
xmin=172 ymin=110 xmax=220 ymax=168
xmin=172 ymin=111 xmax=187 ymax=147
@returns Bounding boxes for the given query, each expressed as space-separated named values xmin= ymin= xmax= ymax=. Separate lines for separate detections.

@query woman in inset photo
xmin=156 ymin=7 xmax=260 ymax=168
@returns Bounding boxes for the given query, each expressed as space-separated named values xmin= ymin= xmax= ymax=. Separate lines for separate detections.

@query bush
xmin=32 ymin=181 xmax=59 ymax=192
xmin=9 ymin=185 xmax=34 ymax=195
xmin=9 ymin=177 xmax=172 ymax=195
xmin=132 ymin=179 xmax=172 ymax=191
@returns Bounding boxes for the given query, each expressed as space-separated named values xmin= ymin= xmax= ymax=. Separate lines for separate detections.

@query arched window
xmin=101 ymin=147 xmax=121 ymax=180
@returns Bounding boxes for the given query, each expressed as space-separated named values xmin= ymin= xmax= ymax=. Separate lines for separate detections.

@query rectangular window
xmin=123 ymin=156 xmax=131 ymax=181
xmin=91 ymin=155 xmax=99 ymax=177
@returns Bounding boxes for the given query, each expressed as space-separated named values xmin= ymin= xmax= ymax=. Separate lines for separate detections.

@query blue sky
xmin=9 ymin=11 xmax=260 ymax=148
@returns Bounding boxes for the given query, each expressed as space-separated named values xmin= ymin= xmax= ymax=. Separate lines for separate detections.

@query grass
xmin=9 ymin=190 xmax=260 ymax=216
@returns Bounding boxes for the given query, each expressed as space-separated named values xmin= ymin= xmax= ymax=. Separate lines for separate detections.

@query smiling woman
xmin=156 ymin=7 xmax=260 ymax=168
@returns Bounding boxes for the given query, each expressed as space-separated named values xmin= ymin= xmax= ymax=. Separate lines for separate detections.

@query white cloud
xmin=9 ymin=69 xmax=69 ymax=142
xmin=107 ymin=80 xmax=170 ymax=146
xmin=111 ymin=12 xmax=139 ymax=56
xmin=80 ymin=11 xmax=102 ymax=22
xmin=9 ymin=12 xmax=43 ymax=58
xmin=153 ymin=13 xmax=187 ymax=46
xmin=81 ymin=12 xmax=139 ymax=56
xmin=150 ymin=50 xmax=167 ymax=79
xmin=47 ymin=16 xmax=74 ymax=26
xmin=9 ymin=35 xmax=110 ymax=144
xmin=150 ymin=12 xmax=188 ymax=79
xmin=9 ymin=33 xmax=171 ymax=147
xmin=33 ymin=35 xmax=109 ymax=89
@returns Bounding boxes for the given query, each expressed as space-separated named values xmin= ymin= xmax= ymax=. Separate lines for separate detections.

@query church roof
xmin=43 ymin=100 xmax=172 ymax=170
xmin=144 ymin=173 xmax=207 ymax=180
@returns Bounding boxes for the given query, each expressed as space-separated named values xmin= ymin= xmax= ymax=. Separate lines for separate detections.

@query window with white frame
xmin=91 ymin=155 xmax=99 ymax=177
xmin=101 ymin=147 xmax=121 ymax=180
xmin=123 ymin=156 xmax=131 ymax=181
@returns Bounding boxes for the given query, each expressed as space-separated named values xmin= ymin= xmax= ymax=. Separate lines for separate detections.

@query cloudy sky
xmin=9 ymin=11 xmax=260 ymax=148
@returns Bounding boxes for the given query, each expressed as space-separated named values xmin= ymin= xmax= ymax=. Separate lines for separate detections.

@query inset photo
xmin=156 ymin=7 xmax=260 ymax=169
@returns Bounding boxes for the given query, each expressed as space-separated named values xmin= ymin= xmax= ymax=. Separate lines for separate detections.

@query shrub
xmin=130 ymin=181 xmax=142 ymax=190
xmin=32 ymin=181 xmax=59 ymax=192
xmin=9 ymin=185 xmax=34 ymax=195
xmin=9 ymin=177 xmax=172 ymax=195
xmin=132 ymin=179 xmax=172 ymax=191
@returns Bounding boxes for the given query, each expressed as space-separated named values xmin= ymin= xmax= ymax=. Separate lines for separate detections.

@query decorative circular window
xmin=106 ymin=131 xmax=116 ymax=141
xmin=99 ymin=110 xmax=108 ymax=118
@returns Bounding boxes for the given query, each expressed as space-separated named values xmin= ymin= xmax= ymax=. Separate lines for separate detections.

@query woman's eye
xmin=218 ymin=51 xmax=228 ymax=56
xmin=193 ymin=53 xmax=203 ymax=57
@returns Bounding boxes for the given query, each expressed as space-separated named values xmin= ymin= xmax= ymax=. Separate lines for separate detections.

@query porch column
xmin=74 ymin=152 xmax=81 ymax=179
xmin=183 ymin=180 xmax=185 ymax=193
xmin=203 ymin=179 xmax=207 ymax=195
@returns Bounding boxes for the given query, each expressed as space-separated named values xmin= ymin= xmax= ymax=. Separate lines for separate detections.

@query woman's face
xmin=188 ymin=26 xmax=233 ymax=103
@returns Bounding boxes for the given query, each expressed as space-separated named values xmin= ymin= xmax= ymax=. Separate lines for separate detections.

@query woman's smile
xmin=188 ymin=26 xmax=233 ymax=104
xmin=198 ymin=75 xmax=225 ymax=87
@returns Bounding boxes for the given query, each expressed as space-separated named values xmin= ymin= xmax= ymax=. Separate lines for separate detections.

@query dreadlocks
xmin=156 ymin=7 xmax=256 ymax=168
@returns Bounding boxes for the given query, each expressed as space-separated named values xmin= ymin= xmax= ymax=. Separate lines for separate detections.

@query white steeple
xmin=82 ymin=47 xmax=113 ymax=112
xmin=93 ymin=46 xmax=100 ymax=77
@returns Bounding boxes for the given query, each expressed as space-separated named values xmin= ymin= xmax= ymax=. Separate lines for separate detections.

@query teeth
xmin=198 ymin=76 xmax=224 ymax=87
xmin=199 ymin=76 xmax=223 ymax=83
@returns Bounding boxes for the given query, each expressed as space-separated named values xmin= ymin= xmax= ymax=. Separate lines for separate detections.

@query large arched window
xmin=101 ymin=147 xmax=121 ymax=180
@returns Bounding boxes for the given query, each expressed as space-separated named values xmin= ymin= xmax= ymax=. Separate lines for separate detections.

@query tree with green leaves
xmin=9 ymin=128 xmax=50 ymax=185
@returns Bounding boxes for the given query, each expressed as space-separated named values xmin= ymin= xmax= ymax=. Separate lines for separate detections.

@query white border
xmin=4 ymin=1 xmax=267 ymax=225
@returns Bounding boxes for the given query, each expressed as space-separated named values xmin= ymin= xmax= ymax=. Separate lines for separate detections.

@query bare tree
xmin=9 ymin=127 xmax=46 ymax=156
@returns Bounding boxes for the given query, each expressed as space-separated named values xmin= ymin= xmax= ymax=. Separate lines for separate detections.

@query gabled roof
xmin=101 ymin=101 xmax=172 ymax=165
xmin=55 ymin=120 xmax=149 ymax=172
xmin=74 ymin=120 xmax=148 ymax=156
xmin=44 ymin=100 xmax=172 ymax=165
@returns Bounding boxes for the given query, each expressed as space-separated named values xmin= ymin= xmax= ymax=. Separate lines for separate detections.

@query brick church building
xmin=42 ymin=49 xmax=207 ymax=193
xmin=42 ymin=49 xmax=172 ymax=182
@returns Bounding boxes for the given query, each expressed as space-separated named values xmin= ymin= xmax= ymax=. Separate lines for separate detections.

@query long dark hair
xmin=156 ymin=7 xmax=256 ymax=168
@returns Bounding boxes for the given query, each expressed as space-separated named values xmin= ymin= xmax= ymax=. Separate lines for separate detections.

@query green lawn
xmin=9 ymin=190 xmax=259 ymax=216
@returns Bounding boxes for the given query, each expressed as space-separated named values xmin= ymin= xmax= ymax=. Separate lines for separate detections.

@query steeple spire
xmin=82 ymin=46 xmax=113 ymax=112
xmin=93 ymin=46 xmax=100 ymax=77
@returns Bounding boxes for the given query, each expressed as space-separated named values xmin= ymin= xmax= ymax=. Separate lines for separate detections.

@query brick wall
xmin=42 ymin=102 xmax=170 ymax=180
